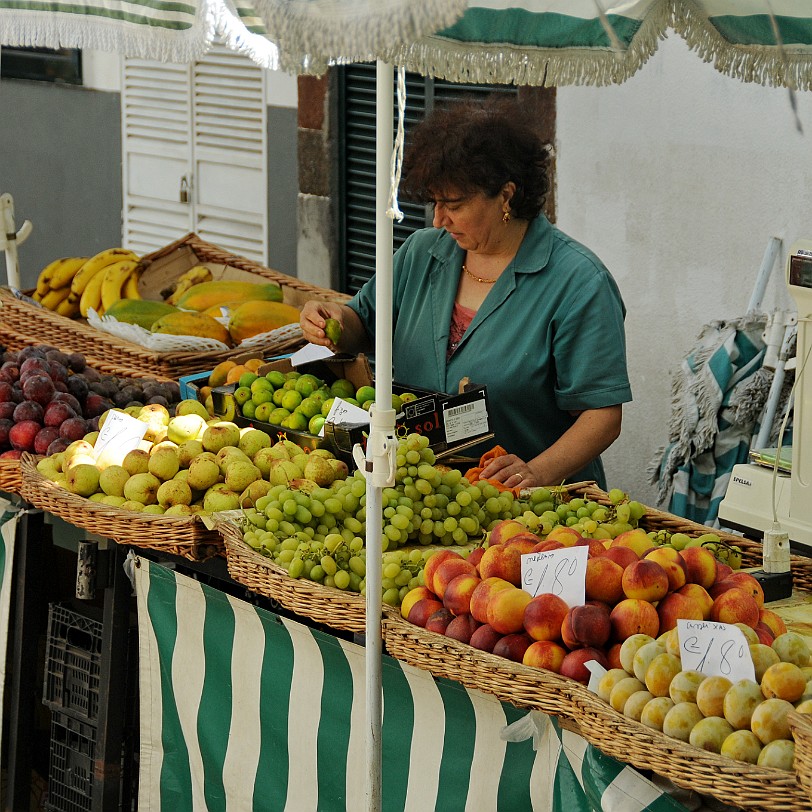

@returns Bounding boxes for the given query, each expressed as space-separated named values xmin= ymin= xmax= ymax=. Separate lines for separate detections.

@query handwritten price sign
xmin=520 ymin=546 xmax=588 ymax=605
xmin=677 ymin=619 xmax=755 ymax=682
xmin=93 ymin=410 xmax=148 ymax=469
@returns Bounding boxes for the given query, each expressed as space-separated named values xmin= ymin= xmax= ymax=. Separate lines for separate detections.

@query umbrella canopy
xmin=3 ymin=1 xmax=812 ymax=89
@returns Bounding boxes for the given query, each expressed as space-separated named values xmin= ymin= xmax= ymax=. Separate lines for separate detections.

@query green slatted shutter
xmin=338 ymin=64 xmax=518 ymax=295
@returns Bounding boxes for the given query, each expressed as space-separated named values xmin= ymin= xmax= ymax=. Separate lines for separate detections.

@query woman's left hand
xmin=479 ymin=453 xmax=534 ymax=489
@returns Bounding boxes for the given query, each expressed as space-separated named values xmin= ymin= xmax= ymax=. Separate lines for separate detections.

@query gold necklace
xmin=462 ymin=264 xmax=498 ymax=284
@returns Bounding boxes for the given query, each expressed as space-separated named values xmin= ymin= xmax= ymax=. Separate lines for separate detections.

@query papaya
xmin=228 ymin=300 xmax=302 ymax=344
xmin=150 ymin=311 xmax=232 ymax=345
xmin=175 ymin=280 xmax=283 ymax=312
xmin=104 ymin=299 xmax=179 ymax=330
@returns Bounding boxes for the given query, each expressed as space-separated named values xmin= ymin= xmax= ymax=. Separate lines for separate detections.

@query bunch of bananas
xmin=33 ymin=247 xmax=143 ymax=319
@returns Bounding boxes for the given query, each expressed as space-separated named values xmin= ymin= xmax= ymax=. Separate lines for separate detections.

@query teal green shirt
xmin=348 ymin=215 xmax=632 ymax=487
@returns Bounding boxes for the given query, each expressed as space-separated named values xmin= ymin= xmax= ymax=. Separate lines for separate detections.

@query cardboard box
xmin=211 ymin=353 xmax=494 ymax=465
xmin=177 ymin=350 xmax=268 ymax=401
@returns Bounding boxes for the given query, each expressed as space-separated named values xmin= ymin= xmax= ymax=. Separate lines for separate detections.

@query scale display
xmin=788 ymin=252 xmax=812 ymax=289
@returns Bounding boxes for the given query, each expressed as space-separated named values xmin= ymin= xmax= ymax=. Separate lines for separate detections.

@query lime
xmin=265 ymin=370 xmax=286 ymax=388
xmin=282 ymin=412 xmax=308 ymax=431
xmin=295 ymin=374 xmax=321 ymax=397
xmin=254 ymin=402 xmax=273 ymax=423
xmin=298 ymin=396 xmax=322 ymax=419
xmin=281 ymin=390 xmax=303 ymax=412
xmin=241 ymin=400 xmax=257 ymax=419
xmin=251 ymin=388 xmax=274 ymax=406
xmin=269 ymin=407 xmax=291 ymax=425
xmin=238 ymin=371 xmax=259 ymax=389
xmin=356 ymin=385 xmax=376 ymax=404
xmin=234 ymin=386 xmax=252 ymax=406
xmin=309 ymin=415 xmax=326 ymax=435
xmin=321 ymin=397 xmax=336 ymax=417
xmin=330 ymin=378 xmax=356 ymax=399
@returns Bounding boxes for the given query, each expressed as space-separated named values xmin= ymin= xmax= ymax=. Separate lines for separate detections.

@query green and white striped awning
xmin=133 ymin=557 xmax=693 ymax=812
xmin=2 ymin=1 xmax=812 ymax=87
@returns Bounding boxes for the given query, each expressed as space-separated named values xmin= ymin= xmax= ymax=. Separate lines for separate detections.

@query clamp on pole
xmin=351 ymin=404 xmax=397 ymax=486
xmin=0 ymin=193 xmax=33 ymax=289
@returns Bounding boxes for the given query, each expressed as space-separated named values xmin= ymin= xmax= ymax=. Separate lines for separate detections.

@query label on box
xmin=93 ymin=410 xmax=148 ymax=468
xmin=520 ymin=546 xmax=588 ymax=605
xmin=677 ymin=619 xmax=755 ymax=682
xmin=443 ymin=395 xmax=489 ymax=444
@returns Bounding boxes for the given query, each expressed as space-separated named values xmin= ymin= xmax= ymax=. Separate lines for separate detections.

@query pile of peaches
xmin=400 ymin=518 xmax=780 ymax=686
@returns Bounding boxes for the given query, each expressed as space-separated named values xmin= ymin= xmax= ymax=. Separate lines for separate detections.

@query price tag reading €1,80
xmin=93 ymin=410 xmax=148 ymax=469
xmin=677 ymin=619 xmax=756 ymax=682
xmin=520 ymin=546 xmax=588 ymax=606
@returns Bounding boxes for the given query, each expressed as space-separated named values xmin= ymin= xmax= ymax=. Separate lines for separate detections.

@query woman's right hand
xmin=300 ymin=300 xmax=346 ymax=349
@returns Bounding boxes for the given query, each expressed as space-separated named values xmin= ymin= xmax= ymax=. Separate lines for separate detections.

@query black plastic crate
xmin=43 ymin=604 xmax=103 ymax=723
xmin=46 ymin=710 xmax=97 ymax=812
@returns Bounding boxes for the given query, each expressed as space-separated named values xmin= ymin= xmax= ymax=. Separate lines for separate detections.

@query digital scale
xmin=719 ymin=240 xmax=812 ymax=554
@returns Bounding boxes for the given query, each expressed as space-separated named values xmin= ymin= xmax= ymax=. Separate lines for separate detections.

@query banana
xmin=164 ymin=265 xmax=213 ymax=305
xmin=71 ymin=247 xmax=139 ymax=295
xmin=122 ymin=267 xmax=142 ymax=300
xmin=36 ymin=256 xmax=85 ymax=295
xmin=48 ymin=256 xmax=89 ymax=290
xmin=40 ymin=286 xmax=72 ymax=311
xmin=79 ymin=269 xmax=107 ymax=318
xmin=100 ymin=259 xmax=142 ymax=312
xmin=55 ymin=291 xmax=81 ymax=318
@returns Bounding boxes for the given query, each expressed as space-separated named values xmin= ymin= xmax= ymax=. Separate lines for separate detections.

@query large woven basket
xmin=0 ymin=233 xmax=350 ymax=379
xmin=789 ymin=710 xmax=812 ymax=804
xmin=0 ymin=458 xmax=22 ymax=495
xmin=567 ymin=680 xmax=808 ymax=810
xmin=19 ymin=453 xmax=222 ymax=561
xmin=218 ymin=519 xmax=371 ymax=633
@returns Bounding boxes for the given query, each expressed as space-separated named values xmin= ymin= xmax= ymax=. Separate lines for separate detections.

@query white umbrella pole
xmin=0 ymin=193 xmax=33 ymax=288
xmin=364 ymin=59 xmax=397 ymax=812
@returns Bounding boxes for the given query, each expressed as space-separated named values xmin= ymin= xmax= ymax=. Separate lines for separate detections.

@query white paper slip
xmin=677 ymin=619 xmax=756 ymax=682
xmin=93 ymin=410 xmax=148 ymax=469
xmin=520 ymin=545 xmax=588 ymax=606
xmin=323 ymin=397 xmax=370 ymax=428
xmin=443 ymin=398 xmax=489 ymax=443
xmin=291 ymin=343 xmax=334 ymax=366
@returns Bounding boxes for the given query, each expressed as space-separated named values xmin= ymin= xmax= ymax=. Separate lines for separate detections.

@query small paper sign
xmin=520 ymin=546 xmax=588 ymax=606
xmin=93 ymin=410 xmax=148 ymax=469
xmin=291 ymin=343 xmax=333 ymax=366
xmin=323 ymin=397 xmax=370 ymax=428
xmin=677 ymin=619 xmax=756 ymax=682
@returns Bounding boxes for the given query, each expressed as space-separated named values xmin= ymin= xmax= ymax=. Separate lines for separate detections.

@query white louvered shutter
xmin=122 ymin=44 xmax=268 ymax=263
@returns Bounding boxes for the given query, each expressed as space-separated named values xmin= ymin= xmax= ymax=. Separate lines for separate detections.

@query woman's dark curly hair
xmin=400 ymin=95 xmax=551 ymax=221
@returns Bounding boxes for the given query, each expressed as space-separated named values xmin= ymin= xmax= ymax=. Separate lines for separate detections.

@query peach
xmin=523 ymin=593 xmax=569 ymax=642
xmin=433 ymin=556 xmax=478 ymax=599
xmin=486 ymin=586 xmax=532 ymax=635
xmin=715 ymin=572 xmax=764 ymax=607
xmin=424 ymin=608 xmax=455 ymax=635
xmin=492 ymin=632 xmax=534 ymax=663
xmin=696 ymin=675 xmax=733 ymax=718
xmin=761 ymin=661 xmax=807 ymax=702
xmin=545 ymin=525 xmax=582 ymax=547
xmin=423 ymin=550 xmax=464 ymax=595
xmin=610 ymin=598 xmax=660 ymax=642
xmin=606 ymin=642 xmax=624 ymax=670
xmin=531 ymin=539 xmax=564 ymax=553
xmin=680 ymin=546 xmax=718 ymax=589
xmin=406 ymin=597 xmax=444 ymax=627
xmin=559 ymin=647 xmax=608 ymax=684
xmin=754 ymin=622 xmax=776 ymax=646
xmin=676 ymin=583 xmax=713 ymax=619
xmin=442 ymin=572 xmax=482 ymax=616
xmin=575 ymin=536 xmax=607 ymax=558
xmin=487 ymin=518 xmax=527 ymax=546
xmin=610 ymin=528 xmax=654 ymax=558
xmin=713 ymin=562 xmax=734 ymax=583
xmin=561 ymin=603 xmax=611 ymax=649
xmin=621 ymin=559 xmax=669 ymax=602
xmin=469 ymin=624 xmax=503 ymax=653
xmin=478 ymin=535 xmax=536 ymax=586
xmin=401 ymin=586 xmax=436 ymax=620
xmin=709 ymin=588 xmax=759 ymax=627
xmin=758 ymin=608 xmax=787 ymax=638
xmin=466 ymin=546 xmax=486 ymax=570
xmin=444 ymin=614 xmax=480 ymax=644
xmin=656 ymin=591 xmax=704 ymax=633
xmin=599 ymin=545 xmax=639 ymax=570
xmin=584 ymin=556 xmax=625 ymax=604
xmin=523 ymin=640 xmax=567 ymax=673
xmin=644 ymin=546 xmax=688 ymax=592
xmin=469 ymin=577 xmax=514 ymax=624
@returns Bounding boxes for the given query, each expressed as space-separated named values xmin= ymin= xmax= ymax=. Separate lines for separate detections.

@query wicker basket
xmin=0 ymin=457 xmax=22 ymax=495
xmin=567 ymin=681 xmax=809 ymax=810
xmin=219 ymin=519 xmax=370 ymax=633
xmin=19 ymin=453 xmax=222 ymax=561
xmin=789 ymin=710 xmax=812 ymax=804
xmin=0 ymin=233 xmax=350 ymax=380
